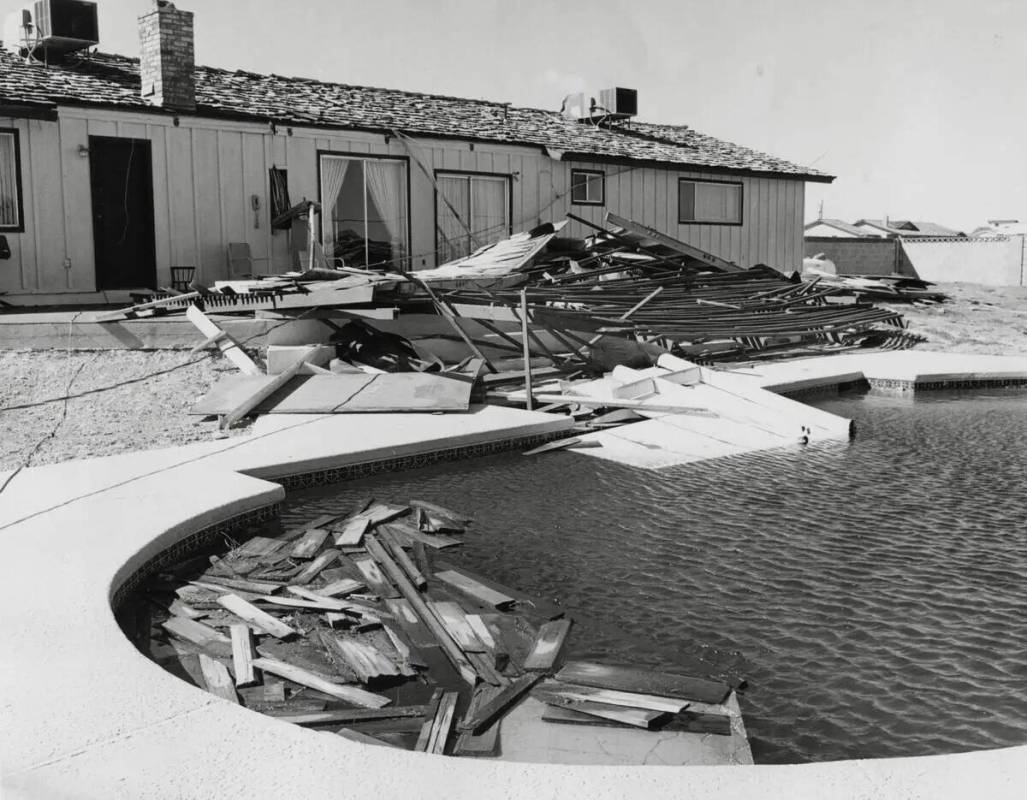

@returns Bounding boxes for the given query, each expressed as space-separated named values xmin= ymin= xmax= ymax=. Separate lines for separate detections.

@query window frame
xmin=316 ymin=150 xmax=411 ymax=268
xmin=0 ymin=128 xmax=25 ymax=233
xmin=433 ymin=169 xmax=514 ymax=263
xmin=677 ymin=177 xmax=744 ymax=226
xmin=570 ymin=168 xmax=605 ymax=206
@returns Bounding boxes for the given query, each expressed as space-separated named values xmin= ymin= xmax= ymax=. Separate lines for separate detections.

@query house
xmin=0 ymin=1 xmax=832 ymax=305
xmin=853 ymin=219 xmax=965 ymax=238
xmin=803 ymin=218 xmax=872 ymax=238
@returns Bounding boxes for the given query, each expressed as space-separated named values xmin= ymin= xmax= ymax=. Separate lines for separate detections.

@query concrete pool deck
xmin=1 ymin=351 xmax=1026 ymax=798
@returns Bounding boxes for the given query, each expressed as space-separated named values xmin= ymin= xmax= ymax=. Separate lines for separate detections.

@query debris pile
xmin=122 ymin=499 xmax=744 ymax=759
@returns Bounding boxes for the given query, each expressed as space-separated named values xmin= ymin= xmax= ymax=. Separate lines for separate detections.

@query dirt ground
xmin=2 ymin=281 xmax=1026 ymax=472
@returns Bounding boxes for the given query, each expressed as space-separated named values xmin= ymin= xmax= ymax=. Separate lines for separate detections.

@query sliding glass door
xmin=436 ymin=173 xmax=511 ymax=263
xmin=320 ymin=154 xmax=408 ymax=268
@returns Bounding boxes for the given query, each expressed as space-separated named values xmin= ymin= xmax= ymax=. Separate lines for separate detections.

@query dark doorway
xmin=89 ymin=136 xmax=157 ymax=290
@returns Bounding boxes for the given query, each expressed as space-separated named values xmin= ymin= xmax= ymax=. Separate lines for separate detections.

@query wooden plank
xmin=414 ymin=689 xmax=445 ymax=752
xmin=289 ymin=528 xmax=330 ymax=559
xmin=336 ymin=728 xmax=401 ymax=748
xmin=315 ymin=578 xmax=364 ymax=597
xmin=352 ymin=556 xmax=399 ymax=598
xmin=522 ymin=619 xmax=572 ymax=672
xmin=425 ymin=691 xmax=460 ymax=755
xmin=458 ymin=673 xmax=542 ymax=735
xmin=332 ymin=516 xmax=370 ymax=547
xmin=162 ymin=616 xmax=231 ymax=649
xmin=434 ymin=570 xmax=516 ymax=610
xmin=465 ymin=615 xmax=496 ymax=650
xmin=408 ymin=500 xmax=472 ymax=527
xmin=555 ymin=661 xmax=730 ymax=705
xmin=229 ymin=623 xmax=257 ymax=688
xmin=96 ymin=291 xmax=203 ymax=322
xmin=284 ymin=586 xmax=362 ymax=612
xmin=364 ymin=538 xmax=478 ymax=685
xmin=231 ymin=536 xmax=284 ymax=560
xmin=189 ymin=576 xmax=283 ymax=595
xmin=221 ymin=354 xmax=308 ymax=429
xmin=377 ymin=530 xmax=427 ymax=590
xmin=198 ymin=654 xmax=239 ymax=704
xmin=318 ymin=631 xmax=401 ymax=682
xmin=282 ymin=513 xmax=344 ymax=540
xmin=383 ymin=522 xmax=462 ymax=550
xmin=251 ymin=656 xmax=390 ymax=708
xmin=536 ymin=683 xmax=689 ymax=714
xmin=435 ymin=561 xmax=563 ymax=621
xmin=185 ymin=304 xmax=262 ymax=374
xmin=541 ymin=702 xmax=671 ymax=730
xmin=275 ymin=706 xmax=428 ymax=727
xmin=292 ymin=548 xmax=340 ymax=585
xmin=429 ymin=601 xmax=486 ymax=653
xmin=218 ymin=593 xmax=297 ymax=639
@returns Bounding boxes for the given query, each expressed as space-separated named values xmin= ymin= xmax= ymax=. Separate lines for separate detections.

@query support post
xmin=520 ymin=289 xmax=533 ymax=411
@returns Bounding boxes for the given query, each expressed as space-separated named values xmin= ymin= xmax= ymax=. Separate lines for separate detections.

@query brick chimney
xmin=138 ymin=1 xmax=195 ymax=112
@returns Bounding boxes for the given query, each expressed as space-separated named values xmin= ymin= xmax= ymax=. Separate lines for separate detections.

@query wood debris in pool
xmin=121 ymin=498 xmax=751 ymax=763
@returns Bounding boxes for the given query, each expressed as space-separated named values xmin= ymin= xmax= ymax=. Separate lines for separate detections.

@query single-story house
xmin=0 ymin=1 xmax=832 ymax=305
xmin=804 ymin=218 xmax=965 ymax=239
xmin=803 ymin=218 xmax=871 ymax=238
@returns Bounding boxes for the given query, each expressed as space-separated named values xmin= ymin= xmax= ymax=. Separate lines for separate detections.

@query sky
xmin=5 ymin=0 xmax=1025 ymax=231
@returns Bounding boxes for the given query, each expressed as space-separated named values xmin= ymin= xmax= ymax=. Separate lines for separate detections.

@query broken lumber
xmin=555 ymin=661 xmax=730 ymax=705
xmin=218 ymin=593 xmax=297 ymax=639
xmin=292 ymin=548 xmax=341 ymax=585
xmin=535 ymin=683 xmax=689 ymax=715
xmin=333 ymin=516 xmax=370 ymax=548
xmin=336 ymin=728 xmax=400 ymax=748
xmin=161 ymin=616 xmax=231 ymax=651
xmin=289 ymin=528 xmax=330 ymax=559
xmin=434 ymin=569 xmax=516 ymax=610
xmin=251 ymin=656 xmax=390 ymax=708
xmin=541 ymin=701 xmax=671 ymax=730
xmin=198 ymin=654 xmax=239 ymax=704
xmin=220 ymin=354 xmax=308 ymax=429
xmin=275 ymin=705 xmax=428 ymax=727
xmin=318 ymin=631 xmax=402 ymax=682
xmin=316 ymin=578 xmax=365 ymax=597
xmin=97 ymin=291 xmax=202 ymax=322
xmin=459 ymin=673 xmax=542 ymax=735
xmin=522 ymin=618 xmax=572 ymax=671
xmin=364 ymin=537 xmax=478 ymax=685
xmin=185 ymin=304 xmax=262 ymax=375
xmin=425 ymin=691 xmax=460 ymax=755
xmin=229 ymin=623 xmax=258 ymax=688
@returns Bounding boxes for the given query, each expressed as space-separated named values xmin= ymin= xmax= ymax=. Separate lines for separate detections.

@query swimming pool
xmin=281 ymin=389 xmax=1027 ymax=763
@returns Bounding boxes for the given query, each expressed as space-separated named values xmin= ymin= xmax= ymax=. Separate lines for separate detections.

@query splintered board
xmin=190 ymin=373 xmax=472 ymax=415
xmin=555 ymin=662 xmax=730 ymax=705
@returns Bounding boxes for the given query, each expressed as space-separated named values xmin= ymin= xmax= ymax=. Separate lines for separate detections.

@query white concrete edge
xmin=2 ymin=354 xmax=1026 ymax=798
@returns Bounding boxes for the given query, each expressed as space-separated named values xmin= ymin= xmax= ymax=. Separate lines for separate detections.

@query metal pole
xmin=520 ymin=288 xmax=533 ymax=411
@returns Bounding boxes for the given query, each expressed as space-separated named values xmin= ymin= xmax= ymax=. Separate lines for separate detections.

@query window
xmin=319 ymin=154 xmax=409 ymax=268
xmin=0 ymin=129 xmax=24 ymax=232
xmin=570 ymin=169 xmax=604 ymax=205
xmin=436 ymin=172 xmax=511 ymax=263
xmin=678 ymin=179 xmax=743 ymax=225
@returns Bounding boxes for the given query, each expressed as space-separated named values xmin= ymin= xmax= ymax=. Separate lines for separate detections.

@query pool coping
xmin=2 ymin=351 xmax=1026 ymax=799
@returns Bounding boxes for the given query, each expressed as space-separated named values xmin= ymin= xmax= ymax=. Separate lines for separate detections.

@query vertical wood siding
xmin=0 ymin=108 xmax=807 ymax=298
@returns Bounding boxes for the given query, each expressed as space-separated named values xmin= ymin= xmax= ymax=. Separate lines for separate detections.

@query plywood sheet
xmin=191 ymin=373 xmax=472 ymax=415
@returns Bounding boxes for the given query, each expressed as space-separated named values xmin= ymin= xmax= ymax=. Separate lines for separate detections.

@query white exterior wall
xmin=0 ymin=106 xmax=808 ymax=300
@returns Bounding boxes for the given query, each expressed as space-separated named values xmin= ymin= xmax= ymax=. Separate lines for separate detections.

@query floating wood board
xmin=538 ymin=683 xmax=689 ymax=715
xmin=434 ymin=570 xmax=516 ymax=610
xmin=218 ymin=593 xmax=297 ymax=639
xmin=540 ymin=702 xmax=670 ymax=730
xmin=229 ymin=624 xmax=257 ymax=688
xmin=430 ymin=601 xmax=487 ymax=653
xmin=277 ymin=705 xmax=428 ymax=727
xmin=555 ymin=661 xmax=730 ymax=705
xmin=251 ymin=656 xmax=390 ymax=708
xmin=190 ymin=373 xmax=472 ymax=415
xmin=425 ymin=691 xmax=460 ymax=755
xmin=289 ymin=528 xmax=330 ymax=559
xmin=522 ymin=618 xmax=572 ymax=671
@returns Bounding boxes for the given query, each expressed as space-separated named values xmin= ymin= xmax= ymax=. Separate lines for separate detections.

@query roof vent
xmin=562 ymin=87 xmax=638 ymax=124
xmin=30 ymin=0 xmax=98 ymax=59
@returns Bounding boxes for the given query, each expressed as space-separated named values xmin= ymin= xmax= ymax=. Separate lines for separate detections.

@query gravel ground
xmin=2 ymin=282 xmax=1026 ymax=471
xmin=0 ymin=349 xmax=240 ymax=471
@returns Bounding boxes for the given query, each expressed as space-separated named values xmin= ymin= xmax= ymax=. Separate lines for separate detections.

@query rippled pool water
xmin=281 ymin=390 xmax=1027 ymax=763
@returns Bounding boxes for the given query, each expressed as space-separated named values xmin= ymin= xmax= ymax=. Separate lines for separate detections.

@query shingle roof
xmin=805 ymin=218 xmax=869 ymax=237
xmin=0 ymin=50 xmax=833 ymax=182
xmin=858 ymin=219 xmax=965 ymax=237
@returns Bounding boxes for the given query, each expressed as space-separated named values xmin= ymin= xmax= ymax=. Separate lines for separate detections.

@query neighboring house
xmin=853 ymin=219 xmax=965 ymax=238
xmin=0 ymin=1 xmax=832 ymax=304
xmin=803 ymin=218 xmax=873 ymax=238
xmin=971 ymin=219 xmax=1027 ymax=238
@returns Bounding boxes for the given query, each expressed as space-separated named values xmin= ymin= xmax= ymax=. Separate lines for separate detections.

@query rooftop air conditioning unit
xmin=32 ymin=0 xmax=97 ymax=57
xmin=598 ymin=87 xmax=638 ymax=119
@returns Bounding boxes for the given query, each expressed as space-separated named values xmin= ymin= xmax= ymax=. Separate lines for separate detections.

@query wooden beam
xmin=198 ymin=654 xmax=239 ymax=704
xmin=434 ymin=569 xmax=516 ymax=610
xmin=97 ymin=291 xmax=202 ymax=322
xmin=229 ymin=624 xmax=258 ymax=688
xmin=458 ymin=673 xmax=542 ymax=735
xmin=555 ymin=661 xmax=730 ymax=705
xmin=251 ymin=656 xmax=390 ymax=708
xmin=522 ymin=619 xmax=572 ymax=672
xmin=289 ymin=528 xmax=330 ymax=559
xmin=425 ymin=691 xmax=460 ymax=755
xmin=274 ymin=705 xmax=428 ymax=727
xmin=217 ymin=593 xmax=297 ymax=639
xmin=219 ymin=355 xmax=308 ymax=429
xmin=185 ymin=304 xmax=262 ymax=374
xmin=292 ymin=548 xmax=341 ymax=585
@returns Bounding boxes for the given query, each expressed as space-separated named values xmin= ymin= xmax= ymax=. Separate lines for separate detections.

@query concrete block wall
xmin=804 ymin=237 xmax=908 ymax=277
xmin=900 ymin=236 xmax=1025 ymax=286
